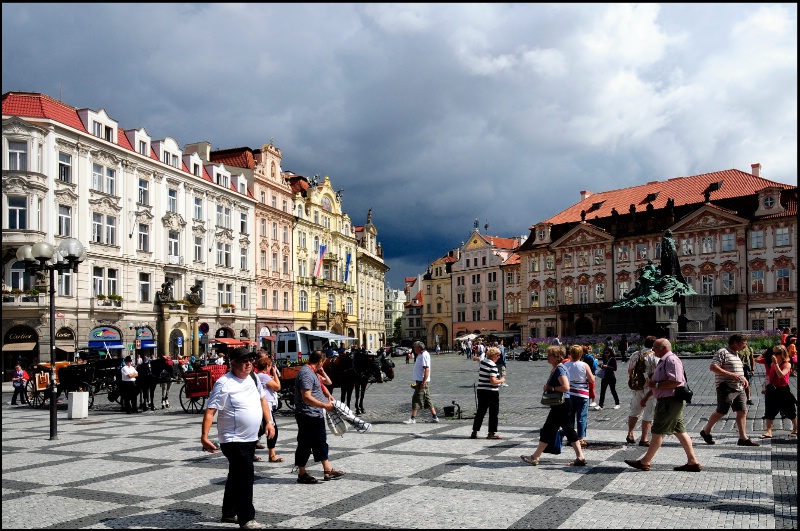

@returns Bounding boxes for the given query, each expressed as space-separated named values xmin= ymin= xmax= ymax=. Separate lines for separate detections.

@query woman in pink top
xmin=760 ymin=345 xmax=798 ymax=438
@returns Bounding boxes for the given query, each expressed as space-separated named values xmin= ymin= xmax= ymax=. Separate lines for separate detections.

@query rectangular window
xmin=104 ymin=126 xmax=114 ymax=142
xmin=284 ymin=292 xmax=289 ymax=311
xmin=283 ymin=226 xmax=288 ymax=243
xmin=272 ymin=252 xmax=278 ymax=272
xmin=721 ymin=233 xmax=735 ymax=252
xmin=107 ymin=269 xmax=117 ymax=295
xmin=58 ymin=270 xmax=72 ymax=296
xmin=168 ymin=189 xmax=177 ymax=212
xmin=93 ymin=267 xmax=104 ymax=296
xmin=223 ymin=208 xmax=231 ymax=228
xmin=529 ymin=290 xmax=538 ymax=307
xmin=283 ymin=255 xmax=289 ymax=274
xmin=618 ymin=281 xmax=629 ymax=299
xmin=8 ymin=141 xmax=28 ymax=171
xmin=139 ymin=273 xmax=150 ymax=302
xmin=92 ymin=163 xmax=103 ymax=191
xmin=618 ymin=246 xmax=629 ymax=262
xmin=507 ymin=300 xmax=514 ymax=314
xmin=751 ymin=271 xmax=764 ymax=293
xmin=138 ymin=224 xmax=149 ymax=252
xmin=272 ymin=196 xmax=277 ymax=209
xmin=681 ymin=238 xmax=694 ymax=255
xmin=58 ymin=205 xmax=71 ymax=236
xmin=701 ymin=236 xmax=714 ymax=254
xmin=701 ymin=274 xmax=714 ymax=296
xmin=775 ymin=227 xmax=789 ymax=247
xmin=273 ymin=290 xmax=279 ymax=311
xmin=168 ymin=231 xmax=179 ymax=258
xmin=260 ymin=250 xmax=267 ymax=270
xmin=216 ymin=205 xmax=223 ymax=226
xmin=283 ymin=200 xmax=288 ymax=212
xmin=530 ymin=257 xmax=539 ymax=272
xmin=545 ymin=256 xmax=555 ymax=270
xmin=105 ymin=168 xmax=116 ymax=195
xmin=139 ymin=179 xmax=149 ymax=205
xmin=546 ymin=288 xmax=555 ymax=307
xmin=260 ymin=219 xmax=266 ymax=236
xmin=193 ymin=163 xmax=201 ymax=177
xmin=92 ymin=213 xmax=103 ymax=243
xmin=457 ymin=311 xmax=465 ymax=322
xmin=93 ymin=122 xmax=102 ymax=137
xmin=241 ymin=287 xmax=248 ymax=310
xmin=594 ymin=249 xmax=604 ymax=265
xmin=272 ymin=222 xmax=278 ymax=239
xmin=751 ymin=319 xmax=765 ymax=331
xmin=722 ymin=272 xmax=735 ymax=295
xmin=595 ymin=283 xmax=605 ymax=303
xmin=194 ymin=198 xmax=202 ymax=220
xmin=105 ymin=215 xmax=116 ymax=245
xmin=261 ymin=289 xmax=268 ymax=309
xmin=578 ymin=284 xmax=589 ymax=304
xmin=563 ymin=253 xmax=573 ymax=268
xmin=579 ymin=251 xmax=588 ymax=267
xmin=750 ymin=231 xmax=764 ymax=249
xmin=564 ymin=286 xmax=573 ymax=305
xmin=240 ymin=213 xmax=247 ymax=234
xmin=776 ymin=268 xmax=790 ymax=292
xmin=636 ymin=244 xmax=647 ymax=260
xmin=58 ymin=152 xmax=72 ymax=182
xmin=488 ymin=308 xmax=497 ymax=320
xmin=139 ymin=140 xmax=148 ymax=155
xmin=240 ymin=248 xmax=248 ymax=270
xmin=507 ymin=272 xmax=514 ymax=284
xmin=8 ymin=196 xmax=27 ymax=229
xmin=194 ymin=237 xmax=203 ymax=262
xmin=472 ymin=310 xmax=481 ymax=321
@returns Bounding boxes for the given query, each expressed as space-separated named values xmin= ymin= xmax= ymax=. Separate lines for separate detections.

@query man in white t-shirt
xmin=626 ymin=336 xmax=659 ymax=446
xmin=403 ymin=341 xmax=439 ymax=424
xmin=201 ymin=347 xmax=274 ymax=529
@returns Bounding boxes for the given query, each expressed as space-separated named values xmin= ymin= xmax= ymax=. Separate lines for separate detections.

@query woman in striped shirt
xmin=564 ymin=345 xmax=596 ymax=447
xmin=470 ymin=347 xmax=506 ymax=439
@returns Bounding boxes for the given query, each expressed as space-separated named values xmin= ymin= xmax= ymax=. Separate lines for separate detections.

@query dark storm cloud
xmin=3 ymin=3 xmax=796 ymax=288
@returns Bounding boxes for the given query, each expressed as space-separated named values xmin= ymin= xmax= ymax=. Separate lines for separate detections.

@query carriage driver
xmin=201 ymin=347 xmax=274 ymax=529
xmin=120 ymin=356 xmax=139 ymax=414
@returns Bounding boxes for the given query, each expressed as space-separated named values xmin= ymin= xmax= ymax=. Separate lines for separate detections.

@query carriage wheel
xmin=25 ymin=379 xmax=47 ymax=409
xmin=282 ymin=390 xmax=294 ymax=411
xmin=179 ymin=384 xmax=205 ymax=413
xmin=81 ymin=381 xmax=95 ymax=410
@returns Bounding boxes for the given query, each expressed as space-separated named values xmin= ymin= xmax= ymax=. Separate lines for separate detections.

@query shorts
xmin=651 ymin=397 xmax=686 ymax=435
xmin=411 ymin=382 xmax=435 ymax=410
xmin=715 ymin=381 xmax=747 ymax=415
xmin=628 ymin=388 xmax=655 ymax=422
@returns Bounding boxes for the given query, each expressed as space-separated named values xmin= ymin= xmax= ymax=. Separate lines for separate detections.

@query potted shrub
xmin=96 ymin=294 xmax=107 ymax=301
xmin=11 ymin=288 xmax=23 ymax=295
xmin=27 ymin=288 xmax=40 ymax=296
xmin=108 ymin=294 xmax=123 ymax=301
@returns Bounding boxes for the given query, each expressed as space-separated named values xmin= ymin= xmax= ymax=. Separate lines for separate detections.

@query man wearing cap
xmin=201 ymin=347 xmax=274 ymax=529
xmin=120 ymin=356 xmax=139 ymax=414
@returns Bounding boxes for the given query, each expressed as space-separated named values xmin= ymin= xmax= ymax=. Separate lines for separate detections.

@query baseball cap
xmin=228 ymin=347 xmax=256 ymax=362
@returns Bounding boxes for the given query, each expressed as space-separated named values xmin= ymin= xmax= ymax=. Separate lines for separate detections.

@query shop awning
xmin=2 ymin=342 xmax=36 ymax=351
xmin=240 ymin=340 xmax=259 ymax=346
xmin=261 ymin=336 xmax=276 ymax=341
xmin=140 ymin=341 xmax=157 ymax=348
xmin=88 ymin=341 xmax=125 ymax=350
xmin=211 ymin=338 xmax=244 ymax=347
xmin=55 ymin=345 xmax=76 ymax=353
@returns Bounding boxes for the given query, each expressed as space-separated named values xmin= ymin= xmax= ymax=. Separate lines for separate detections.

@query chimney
xmin=751 ymin=163 xmax=761 ymax=177
xmin=580 ymin=190 xmax=592 ymax=201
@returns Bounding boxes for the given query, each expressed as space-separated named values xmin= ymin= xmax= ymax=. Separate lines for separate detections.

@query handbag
xmin=596 ymin=368 xmax=606 ymax=379
xmin=541 ymin=391 xmax=565 ymax=406
xmin=543 ymin=429 xmax=563 ymax=454
xmin=674 ymin=370 xmax=693 ymax=403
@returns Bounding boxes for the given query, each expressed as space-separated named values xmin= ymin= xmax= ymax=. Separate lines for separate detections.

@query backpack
xmin=628 ymin=350 xmax=648 ymax=390
xmin=582 ymin=353 xmax=598 ymax=374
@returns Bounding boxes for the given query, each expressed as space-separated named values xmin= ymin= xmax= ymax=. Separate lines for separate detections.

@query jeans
xmin=220 ymin=441 xmax=257 ymax=524
xmin=11 ymin=385 xmax=27 ymax=404
xmin=569 ymin=395 xmax=589 ymax=439
xmin=472 ymin=389 xmax=500 ymax=433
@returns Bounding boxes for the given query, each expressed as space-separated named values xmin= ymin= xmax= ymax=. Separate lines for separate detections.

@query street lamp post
xmin=765 ymin=308 xmax=782 ymax=332
xmin=16 ymin=238 xmax=86 ymax=441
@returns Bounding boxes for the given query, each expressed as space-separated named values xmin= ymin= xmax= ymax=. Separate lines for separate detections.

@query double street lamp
xmin=16 ymin=238 xmax=86 ymax=440
xmin=765 ymin=308 xmax=783 ymax=332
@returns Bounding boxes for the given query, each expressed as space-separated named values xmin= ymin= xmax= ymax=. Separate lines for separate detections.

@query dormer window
xmin=92 ymin=121 xmax=114 ymax=142
xmin=539 ymin=229 xmax=545 ymax=240
xmin=193 ymin=163 xmax=201 ymax=177
xmin=216 ymin=173 xmax=229 ymax=188
xmin=763 ymin=196 xmax=775 ymax=209
xmin=138 ymin=140 xmax=148 ymax=156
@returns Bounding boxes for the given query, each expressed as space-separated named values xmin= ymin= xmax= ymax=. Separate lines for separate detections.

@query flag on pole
xmin=314 ymin=245 xmax=326 ymax=277
xmin=344 ymin=252 xmax=351 ymax=282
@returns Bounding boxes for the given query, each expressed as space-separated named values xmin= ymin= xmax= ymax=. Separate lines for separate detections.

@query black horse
xmin=324 ymin=350 xmax=394 ymax=415
xmin=136 ymin=357 xmax=176 ymax=410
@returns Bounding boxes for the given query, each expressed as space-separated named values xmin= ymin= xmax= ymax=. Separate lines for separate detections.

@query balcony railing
xmin=2 ymin=293 xmax=44 ymax=304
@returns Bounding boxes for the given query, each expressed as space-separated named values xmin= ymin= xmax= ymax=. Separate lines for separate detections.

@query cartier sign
xmin=55 ymin=328 xmax=75 ymax=341
xmin=4 ymin=325 xmax=37 ymax=343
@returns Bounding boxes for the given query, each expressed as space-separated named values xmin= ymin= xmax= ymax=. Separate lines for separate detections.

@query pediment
xmin=2 ymin=116 xmax=47 ymax=137
xmin=88 ymin=195 xmax=121 ymax=214
xmin=161 ymin=212 xmax=187 ymax=231
xmin=463 ymin=232 xmax=489 ymax=251
xmin=54 ymin=188 xmax=79 ymax=207
xmin=551 ymin=222 xmax=613 ymax=248
xmin=670 ymin=204 xmax=747 ymax=233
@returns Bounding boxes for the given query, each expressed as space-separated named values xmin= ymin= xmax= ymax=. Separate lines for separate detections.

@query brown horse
xmin=322 ymin=354 xmax=358 ymax=409
xmin=323 ymin=351 xmax=395 ymax=415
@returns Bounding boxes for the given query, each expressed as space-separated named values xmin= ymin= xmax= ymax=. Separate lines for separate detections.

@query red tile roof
xmin=2 ymin=91 xmax=86 ymax=131
xmin=503 ymin=253 xmax=521 ymax=266
xmin=543 ymin=168 xmax=794 ymax=227
xmin=210 ymin=147 xmax=256 ymax=170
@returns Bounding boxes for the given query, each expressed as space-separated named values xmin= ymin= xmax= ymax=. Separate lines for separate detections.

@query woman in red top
xmin=759 ymin=345 xmax=798 ymax=438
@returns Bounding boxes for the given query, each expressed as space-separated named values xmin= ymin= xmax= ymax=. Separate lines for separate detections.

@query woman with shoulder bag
xmin=598 ymin=347 xmax=620 ymax=410
xmin=759 ymin=345 xmax=798 ymax=439
xmin=520 ymin=346 xmax=587 ymax=467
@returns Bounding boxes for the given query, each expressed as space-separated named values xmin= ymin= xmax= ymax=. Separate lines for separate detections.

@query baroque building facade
xmin=2 ymin=92 xmax=258 ymax=379
xmin=421 ymin=250 xmax=457 ymax=349
xmin=354 ymin=210 xmax=389 ymax=350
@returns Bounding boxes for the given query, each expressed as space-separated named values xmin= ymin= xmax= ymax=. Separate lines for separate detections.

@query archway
xmin=169 ymin=328 xmax=185 ymax=357
xmin=575 ymin=316 xmax=593 ymax=336
xmin=431 ymin=323 xmax=448 ymax=349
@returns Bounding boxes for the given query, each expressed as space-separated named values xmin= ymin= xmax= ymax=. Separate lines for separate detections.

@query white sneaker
xmin=403 ymin=418 xmax=416 ymax=424
xmin=591 ymin=405 xmax=602 ymax=411
xmin=589 ymin=402 xmax=598 ymax=408
xmin=240 ymin=521 xmax=267 ymax=529
xmin=500 ymin=383 xmax=509 ymax=387
xmin=613 ymin=405 xmax=620 ymax=410
xmin=426 ymin=417 xmax=440 ymax=423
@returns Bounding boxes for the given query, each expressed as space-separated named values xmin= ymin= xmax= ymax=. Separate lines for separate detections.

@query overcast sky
xmin=3 ymin=3 xmax=797 ymax=289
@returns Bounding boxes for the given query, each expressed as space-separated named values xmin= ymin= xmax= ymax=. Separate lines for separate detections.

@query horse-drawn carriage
xmin=178 ymin=364 xmax=227 ymax=413
xmin=25 ymin=361 xmax=93 ymax=409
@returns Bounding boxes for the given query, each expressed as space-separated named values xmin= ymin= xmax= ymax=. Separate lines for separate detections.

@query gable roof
xmin=545 ymin=168 xmax=794 ymax=226
xmin=210 ymin=147 xmax=256 ymax=170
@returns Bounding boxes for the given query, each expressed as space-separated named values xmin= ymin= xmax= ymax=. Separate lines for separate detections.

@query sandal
xmin=487 ymin=433 xmax=503 ymax=439
xmin=759 ymin=434 xmax=772 ymax=439
xmin=569 ymin=458 xmax=587 ymax=467
xmin=297 ymin=473 xmax=318 ymax=484
xmin=269 ymin=455 xmax=285 ymax=462
xmin=323 ymin=469 xmax=345 ymax=481
xmin=253 ymin=455 xmax=263 ymax=462
xmin=520 ymin=455 xmax=539 ymax=466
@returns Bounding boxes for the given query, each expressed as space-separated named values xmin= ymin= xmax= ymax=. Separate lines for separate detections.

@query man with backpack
xmin=625 ymin=336 xmax=658 ymax=446
xmin=581 ymin=344 xmax=600 ymax=410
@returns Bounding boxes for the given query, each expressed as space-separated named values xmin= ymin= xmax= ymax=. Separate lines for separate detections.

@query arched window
xmin=299 ymin=290 xmax=308 ymax=312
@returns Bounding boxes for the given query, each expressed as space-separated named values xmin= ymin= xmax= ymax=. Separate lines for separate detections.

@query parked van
xmin=275 ymin=330 xmax=356 ymax=365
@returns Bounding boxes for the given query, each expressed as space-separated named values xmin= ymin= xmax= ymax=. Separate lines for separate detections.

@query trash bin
xmin=443 ymin=406 xmax=455 ymax=417
xmin=68 ymin=391 xmax=89 ymax=419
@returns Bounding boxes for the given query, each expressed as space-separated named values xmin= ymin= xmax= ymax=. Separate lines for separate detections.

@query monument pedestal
xmin=601 ymin=295 xmax=713 ymax=340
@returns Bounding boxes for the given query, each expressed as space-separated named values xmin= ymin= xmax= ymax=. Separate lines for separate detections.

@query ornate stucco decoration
xmin=162 ymin=211 xmax=187 ymax=231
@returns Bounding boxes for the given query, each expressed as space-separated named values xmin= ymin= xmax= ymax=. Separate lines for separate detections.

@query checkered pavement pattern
xmin=2 ymin=355 xmax=797 ymax=529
